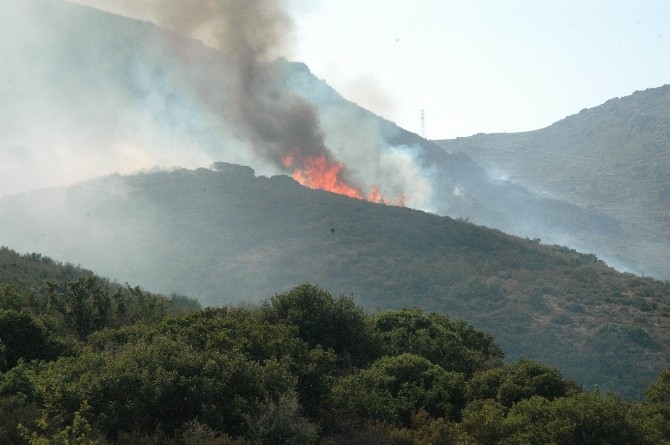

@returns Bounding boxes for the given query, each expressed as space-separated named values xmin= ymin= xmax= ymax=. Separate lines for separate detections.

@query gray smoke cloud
xmin=0 ymin=0 xmax=235 ymax=197
xmin=1 ymin=0 xmax=434 ymax=209
xmin=72 ymin=0 xmax=349 ymax=180
xmin=69 ymin=0 xmax=436 ymax=207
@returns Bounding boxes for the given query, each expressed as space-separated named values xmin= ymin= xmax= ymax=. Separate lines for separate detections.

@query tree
xmin=48 ymin=277 xmax=111 ymax=339
xmin=259 ymin=284 xmax=375 ymax=367
xmin=461 ymin=393 xmax=665 ymax=445
xmin=20 ymin=400 xmax=103 ymax=445
xmin=541 ymin=393 xmax=657 ymax=445
xmin=369 ymin=309 xmax=502 ymax=376
xmin=466 ymin=359 xmax=580 ymax=407
xmin=643 ymin=367 xmax=670 ymax=443
xmin=459 ymin=399 xmax=509 ymax=445
xmin=330 ymin=353 xmax=465 ymax=427
xmin=0 ymin=284 xmax=38 ymax=313
xmin=0 ymin=394 xmax=40 ymax=445
xmin=645 ymin=367 xmax=670 ymax=405
xmin=0 ymin=309 xmax=59 ymax=370
xmin=246 ymin=390 xmax=319 ymax=445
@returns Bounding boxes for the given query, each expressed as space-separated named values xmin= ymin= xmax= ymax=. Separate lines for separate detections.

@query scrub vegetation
xmin=3 ymin=165 xmax=669 ymax=398
xmin=1 ymin=250 xmax=670 ymax=444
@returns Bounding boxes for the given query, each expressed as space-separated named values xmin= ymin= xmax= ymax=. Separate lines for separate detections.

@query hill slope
xmin=0 ymin=246 xmax=201 ymax=314
xmin=436 ymin=85 xmax=670 ymax=278
xmin=282 ymin=60 xmax=647 ymax=276
xmin=1 ymin=165 xmax=669 ymax=398
xmin=1 ymin=0 xmax=649 ymax=279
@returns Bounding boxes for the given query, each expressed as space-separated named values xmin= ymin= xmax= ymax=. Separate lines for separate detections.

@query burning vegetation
xmin=282 ymin=149 xmax=405 ymax=205
xmin=70 ymin=0 xmax=414 ymax=208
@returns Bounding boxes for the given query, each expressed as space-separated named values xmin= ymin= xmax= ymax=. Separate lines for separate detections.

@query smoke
xmin=0 ymin=0 xmax=235 ymax=197
xmin=70 ymin=0 xmax=294 ymax=60
xmin=71 ymin=0 xmax=350 ymax=181
xmin=317 ymin=105 xmax=434 ymax=210
xmin=69 ymin=0 xmax=437 ymax=207
xmin=1 ymin=0 xmax=434 ymax=210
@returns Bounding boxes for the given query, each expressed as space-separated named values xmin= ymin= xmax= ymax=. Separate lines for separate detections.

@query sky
xmin=291 ymin=0 xmax=670 ymax=139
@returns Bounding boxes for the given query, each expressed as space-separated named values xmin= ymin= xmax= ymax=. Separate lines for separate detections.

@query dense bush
xmin=1 ymin=266 xmax=669 ymax=444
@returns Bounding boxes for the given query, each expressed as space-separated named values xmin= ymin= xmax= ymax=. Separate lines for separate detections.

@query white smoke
xmin=0 ymin=0 xmax=267 ymax=198
xmin=318 ymin=105 xmax=433 ymax=210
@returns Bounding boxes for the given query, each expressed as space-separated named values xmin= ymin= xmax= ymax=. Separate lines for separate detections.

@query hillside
xmin=1 ymin=165 xmax=669 ymax=398
xmin=281 ymin=61 xmax=647 ymax=277
xmin=3 ymin=0 xmax=670 ymax=399
xmin=436 ymin=85 xmax=670 ymax=279
xmin=0 ymin=247 xmax=201 ymax=315
xmin=1 ymin=0 xmax=649 ymax=280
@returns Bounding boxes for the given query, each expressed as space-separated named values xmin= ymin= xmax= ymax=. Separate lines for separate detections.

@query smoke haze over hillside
xmin=0 ymin=0 xmax=432 ymax=207
xmin=0 ymin=0 xmax=221 ymax=196
xmin=2 ymin=0 xmax=668 ymax=280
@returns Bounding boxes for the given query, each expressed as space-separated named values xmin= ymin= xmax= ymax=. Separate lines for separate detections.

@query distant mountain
xmin=2 ymin=165 xmax=669 ymax=398
xmin=436 ymin=85 xmax=670 ymax=279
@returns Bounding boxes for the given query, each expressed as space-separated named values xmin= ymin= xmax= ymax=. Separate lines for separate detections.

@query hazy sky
xmin=292 ymin=1 xmax=670 ymax=139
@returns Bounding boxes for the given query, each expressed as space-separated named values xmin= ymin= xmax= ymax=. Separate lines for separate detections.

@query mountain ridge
xmin=436 ymin=84 xmax=670 ymax=278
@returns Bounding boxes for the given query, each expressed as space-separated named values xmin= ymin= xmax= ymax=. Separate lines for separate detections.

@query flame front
xmin=283 ymin=151 xmax=363 ymax=199
xmin=282 ymin=149 xmax=405 ymax=206
xmin=368 ymin=186 xmax=382 ymax=203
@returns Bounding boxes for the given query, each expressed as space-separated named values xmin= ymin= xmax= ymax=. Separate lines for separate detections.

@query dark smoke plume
xmin=74 ymin=0 xmax=344 ymax=173
xmin=69 ymin=0 xmax=432 ymax=207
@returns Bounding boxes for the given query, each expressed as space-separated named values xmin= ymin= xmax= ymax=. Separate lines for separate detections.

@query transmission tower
xmin=420 ymin=109 xmax=427 ymax=139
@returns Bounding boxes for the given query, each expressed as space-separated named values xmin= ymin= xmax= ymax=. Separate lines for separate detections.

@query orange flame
xmin=368 ymin=186 xmax=382 ymax=203
xmin=283 ymin=152 xmax=363 ymax=199
xmin=282 ymin=150 xmax=405 ymax=207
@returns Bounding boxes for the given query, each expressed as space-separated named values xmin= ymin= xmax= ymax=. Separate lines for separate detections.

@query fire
xmin=282 ymin=149 xmax=405 ymax=207
xmin=283 ymin=151 xmax=363 ymax=199
xmin=368 ymin=186 xmax=382 ymax=203
xmin=369 ymin=186 xmax=405 ymax=207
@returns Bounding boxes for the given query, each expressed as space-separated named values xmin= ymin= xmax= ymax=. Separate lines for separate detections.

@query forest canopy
xmin=1 ymin=259 xmax=669 ymax=444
